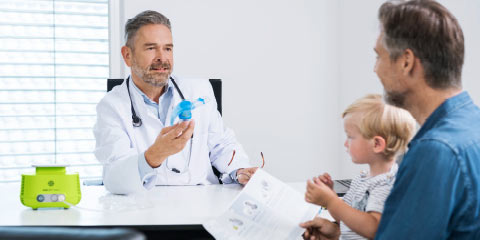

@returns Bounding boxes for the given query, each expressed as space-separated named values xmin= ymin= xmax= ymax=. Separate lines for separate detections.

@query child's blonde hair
xmin=342 ymin=94 xmax=416 ymax=158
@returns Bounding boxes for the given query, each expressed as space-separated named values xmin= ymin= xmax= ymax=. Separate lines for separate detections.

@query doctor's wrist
xmin=145 ymin=148 xmax=167 ymax=168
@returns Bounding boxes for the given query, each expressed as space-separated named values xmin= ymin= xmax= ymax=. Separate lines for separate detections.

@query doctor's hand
xmin=145 ymin=120 xmax=195 ymax=168
xmin=300 ymin=217 xmax=340 ymax=240
xmin=236 ymin=167 xmax=258 ymax=185
xmin=305 ymin=178 xmax=338 ymax=208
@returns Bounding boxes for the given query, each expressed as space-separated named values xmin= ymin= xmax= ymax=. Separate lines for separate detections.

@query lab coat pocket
xmin=189 ymin=132 xmax=211 ymax=181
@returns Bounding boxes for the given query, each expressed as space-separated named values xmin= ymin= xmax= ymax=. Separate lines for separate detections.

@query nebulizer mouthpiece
xmin=170 ymin=97 xmax=208 ymax=125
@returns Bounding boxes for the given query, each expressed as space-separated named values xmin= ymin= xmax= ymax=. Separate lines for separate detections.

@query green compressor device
xmin=20 ymin=165 xmax=81 ymax=209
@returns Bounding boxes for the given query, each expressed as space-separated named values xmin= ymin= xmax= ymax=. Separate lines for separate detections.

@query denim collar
xmin=130 ymin=77 xmax=174 ymax=106
xmin=411 ymin=91 xmax=472 ymax=142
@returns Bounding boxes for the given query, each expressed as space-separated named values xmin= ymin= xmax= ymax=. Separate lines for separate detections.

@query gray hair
xmin=378 ymin=0 xmax=464 ymax=89
xmin=124 ymin=10 xmax=171 ymax=50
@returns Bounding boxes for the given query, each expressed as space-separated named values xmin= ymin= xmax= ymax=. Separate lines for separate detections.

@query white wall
xmin=111 ymin=0 xmax=480 ymax=181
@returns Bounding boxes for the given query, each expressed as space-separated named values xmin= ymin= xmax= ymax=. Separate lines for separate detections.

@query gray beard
xmin=141 ymin=72 xmax=169 ymax=88
xmin=131 ymin=61 xmax=170 ymax=88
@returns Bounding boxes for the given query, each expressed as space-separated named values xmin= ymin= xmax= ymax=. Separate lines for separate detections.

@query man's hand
xmin=300 ymin=217 xmax=340 ymax=240
xmin=305 ymin=178 xmax=338 ymax=208
xmin=236 ymin=167 xmax=258 ymax=185
xmin=317 ymin=173 xmax=334 ymax=190
xmin=145 ymin=120 xmax=195 ymax=168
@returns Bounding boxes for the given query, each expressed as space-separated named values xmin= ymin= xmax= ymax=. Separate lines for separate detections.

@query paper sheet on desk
xmin=203 ymin=169 xmax=320 ymax=240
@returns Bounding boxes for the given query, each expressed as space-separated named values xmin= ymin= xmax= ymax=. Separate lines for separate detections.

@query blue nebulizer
xmin=170 ymin=98 xmax=208 ymax=125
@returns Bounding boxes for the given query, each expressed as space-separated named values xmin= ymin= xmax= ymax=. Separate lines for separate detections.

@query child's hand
xmin=305 ymin=179 xmax=338 ymax=208
xmin=315 ymin=173 xmax=334 ymax=189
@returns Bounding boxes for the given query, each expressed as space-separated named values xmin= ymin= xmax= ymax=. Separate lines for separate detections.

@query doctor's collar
xmin=130 ymin=76 xmax=174 ymax=105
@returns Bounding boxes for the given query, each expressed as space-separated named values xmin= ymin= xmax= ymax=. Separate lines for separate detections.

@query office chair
xmin=107 ymin=78 xmax=222 ymax=115
xmin=107 ymin=78 xmax=224 ymax=182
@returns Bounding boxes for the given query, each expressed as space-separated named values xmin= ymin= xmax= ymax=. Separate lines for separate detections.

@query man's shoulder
xmin=97 ymin=82 xmax=129 ymax=110
xmin=417 ymin=106 xmax=480 ymax=152
xmin=406 ymin=129 xmax=480 ymax=178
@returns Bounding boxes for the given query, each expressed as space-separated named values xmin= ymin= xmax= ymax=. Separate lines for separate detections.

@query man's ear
xmin=121 ymin=46 xmax=133 ymax=67
xmin=372 ymin=136 xmax=386 ymax=154
xmin=401 ymin=49 xmax=415 ymax=76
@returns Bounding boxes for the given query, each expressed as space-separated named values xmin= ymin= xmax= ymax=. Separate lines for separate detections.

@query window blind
xmin=0 ymin=0 xmax=109 ymax=182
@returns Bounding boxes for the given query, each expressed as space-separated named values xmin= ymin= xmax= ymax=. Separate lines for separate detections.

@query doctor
xmin=94 ymin=10 xmax=257 ymax=194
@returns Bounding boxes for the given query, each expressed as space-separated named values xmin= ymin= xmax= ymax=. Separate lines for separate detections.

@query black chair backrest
xmin=208 ymin=79 xmax=222 ymax=116
xmin=107 ymin=78 xmax=124 ymax=92
xmin=107 ymin=78 xmax=222 ymax=115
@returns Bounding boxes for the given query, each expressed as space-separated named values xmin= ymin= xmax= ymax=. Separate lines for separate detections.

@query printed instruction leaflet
xmin=203 ymin=169 xmax=320 ymax=239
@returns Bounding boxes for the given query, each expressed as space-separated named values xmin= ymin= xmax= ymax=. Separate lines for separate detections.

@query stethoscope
xmin=126 ymin=76 xmax=192 ymax=175
xmin=126 ymin=75 xmax=186 ymax=127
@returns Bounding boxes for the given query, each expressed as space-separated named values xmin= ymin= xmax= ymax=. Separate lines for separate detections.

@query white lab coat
xmin=93 ymin=76 xmax=250 ymax=194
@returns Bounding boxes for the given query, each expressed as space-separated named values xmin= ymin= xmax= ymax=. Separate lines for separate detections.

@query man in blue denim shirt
xmin=372 ymin=1 xmax=480 ymax=239
xmin=299 ymin=1 xmax=479 ymax=239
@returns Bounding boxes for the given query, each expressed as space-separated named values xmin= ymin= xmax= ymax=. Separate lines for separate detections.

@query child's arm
xmin=327 ymin=197 xmax=381 ymax=239
xmin=305 ymin=180 xmax=381 ymax=239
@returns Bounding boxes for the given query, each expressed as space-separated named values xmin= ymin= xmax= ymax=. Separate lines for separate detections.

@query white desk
xmin=0 ymin=182 xmax=332 ymax=228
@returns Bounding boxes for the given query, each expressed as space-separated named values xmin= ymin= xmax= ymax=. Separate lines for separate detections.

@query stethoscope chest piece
xmin=132 ymin=115 xmax=142 ymax=127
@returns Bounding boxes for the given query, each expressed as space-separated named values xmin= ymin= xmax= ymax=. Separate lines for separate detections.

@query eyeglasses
xmin=227 ymin=150 xmax=265 ymax=168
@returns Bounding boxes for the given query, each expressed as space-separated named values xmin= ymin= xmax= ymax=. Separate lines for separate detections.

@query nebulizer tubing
xmin=62 ymin=200 xmax=107 ymax=212
xmin=61 ymin=191 xmax=154 ymax=213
